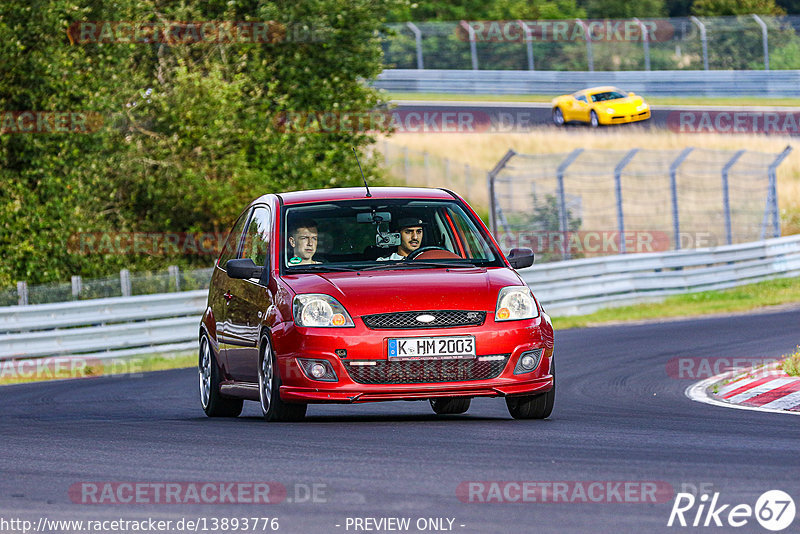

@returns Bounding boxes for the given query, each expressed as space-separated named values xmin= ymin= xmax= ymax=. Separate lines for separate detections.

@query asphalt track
xmin=392 ymin=100 xmax=800 ymax=135
xmin=1 ymin=308 xmax=799 ymax=533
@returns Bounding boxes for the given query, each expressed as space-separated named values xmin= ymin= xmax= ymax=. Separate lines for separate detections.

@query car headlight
xmin=495 ymin=286 xmax=539 ymax=322
xmin=605 ymin=108 xmax=615 ymax=114
xmin=637 ymin=103 xmax=648 ymax=111
xmin=293 ymin=294 xmax=354 ymax=327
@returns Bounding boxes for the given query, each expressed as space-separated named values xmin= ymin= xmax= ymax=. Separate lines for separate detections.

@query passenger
xmin=288 ymin=219 xmax=320 ymax=265
xmin=378 ymin=217 xmax=425 ymax=261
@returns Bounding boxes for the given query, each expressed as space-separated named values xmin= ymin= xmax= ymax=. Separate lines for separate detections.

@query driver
xmin=288 ymin=219 xmax=321 ymax=265
xmin=378 ymin=217 xmax=425 ymax=261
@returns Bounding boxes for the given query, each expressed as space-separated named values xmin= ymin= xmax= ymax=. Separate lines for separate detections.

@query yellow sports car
xmin=551 ymin=87 xmax=650 ymax=127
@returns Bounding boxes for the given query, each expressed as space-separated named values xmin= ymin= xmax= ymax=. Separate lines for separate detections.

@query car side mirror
xmin=507 ymin=248 xmax=534 ymax=269
xmin=628 ymin=92 xmax=635 ymax=97
xmin=226 ymin=258 xmax=263 ymax=280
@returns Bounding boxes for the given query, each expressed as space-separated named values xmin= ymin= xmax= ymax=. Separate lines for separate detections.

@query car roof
xmin=275 ymin=186 xmax=456 ymax=206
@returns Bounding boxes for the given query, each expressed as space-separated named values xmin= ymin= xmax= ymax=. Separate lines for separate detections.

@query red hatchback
xmin=199 ymin=187 xmax=554 ymax=421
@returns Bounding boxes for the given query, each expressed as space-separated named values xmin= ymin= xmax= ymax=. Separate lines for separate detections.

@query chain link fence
xmin=377 ymin=139 xmax=485 ymax=207
xmin=488 ymin=147 xmax=792 ymax=261
xmin=382 ymin=16 xmax=800 ymax=72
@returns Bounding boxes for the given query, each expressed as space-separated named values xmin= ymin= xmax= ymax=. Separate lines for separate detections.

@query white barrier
xmin=520 ymin=235 xmax=800 ymax=315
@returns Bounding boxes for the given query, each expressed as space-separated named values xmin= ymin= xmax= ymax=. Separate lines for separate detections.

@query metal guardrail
xmin=374 ymin=69 xmax=800 ymax=96
xmin=1 ymin=235 xmax=798 ymax=361
xmin=0 ymin=291 xmax=206 ymax=360
xmin=520 ymin=234 xmax=800 ymax=316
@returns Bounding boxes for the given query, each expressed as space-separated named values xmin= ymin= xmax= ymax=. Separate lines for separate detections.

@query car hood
xmin=281 ymin=267 xmax=525 ymax=316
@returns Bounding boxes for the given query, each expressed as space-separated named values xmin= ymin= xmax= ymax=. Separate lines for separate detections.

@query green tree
xmin=0 ymin=0 xmax=398 ymax=287
xmin=691 ymin=0 xmax=785 ymax=15
xmin=582 ymin=0 xmax=668 ymax=18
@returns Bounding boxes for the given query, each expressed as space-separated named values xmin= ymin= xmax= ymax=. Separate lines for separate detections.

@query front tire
xmin=430 ymin=397 xmax=471 ymax=415
xmin=259 ymin=335 xmax=307 ymax=422
xmin=506 ymin=360 xmax=555 ymax=420
xmin=552 ymin=107 xmax=565 ymax=126
xmin=199 ymin=333 xmax=243 ymax=417
xmin=589 ymin=110 xmax=599 ymax=128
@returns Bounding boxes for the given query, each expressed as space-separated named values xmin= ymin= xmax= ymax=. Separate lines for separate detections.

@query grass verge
xmin=551 ymin=276 xmax=800 ymax=330
xmin=780 ymin=346 xmax=800 ymax=376
xmin=0 ymin=350 xmax=196 ymax=386
xmin=387 ymin=91 xmax=800 ymax=108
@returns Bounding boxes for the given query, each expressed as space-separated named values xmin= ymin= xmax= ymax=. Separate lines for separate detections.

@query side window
xmin=218 ymin=209 xmax=251 ymax=267
xmin=577 ymin=95 xmax=588 ymax=104
xmin=241 ymin=206 xmax=271 ymax=268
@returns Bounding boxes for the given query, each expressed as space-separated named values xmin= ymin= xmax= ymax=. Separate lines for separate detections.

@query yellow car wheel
xmin=552 ymin=107 xmax=565 ymax=126
xmin=589 ymin=111 xmax=599 ymax=128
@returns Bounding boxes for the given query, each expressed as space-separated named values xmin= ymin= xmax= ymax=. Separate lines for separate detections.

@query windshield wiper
xmin=361 ymin=261 xmax=476 ymax=271
xmin=287 ymin=264 xmax=361 ymax=273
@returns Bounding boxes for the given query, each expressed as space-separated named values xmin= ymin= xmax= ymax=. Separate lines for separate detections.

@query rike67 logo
xmin=668 ymin=490 xmax=795 ymax=531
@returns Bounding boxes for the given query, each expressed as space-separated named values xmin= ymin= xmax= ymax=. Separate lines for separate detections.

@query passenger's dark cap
xmin=396 ymin=217 xmax=426 ymax=229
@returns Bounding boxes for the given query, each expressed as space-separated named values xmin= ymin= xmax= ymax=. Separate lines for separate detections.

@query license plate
xmin=387 ymin=336 xmax=476 ymax=360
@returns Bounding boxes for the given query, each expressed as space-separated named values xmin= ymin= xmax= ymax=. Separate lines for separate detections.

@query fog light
xmin=513 ymin=349 xmax=543 ymax=375
xmin=297 ymin=358 xmax=338 ymax=382
xmin=310 ymin=363 xmax=326 ymax=378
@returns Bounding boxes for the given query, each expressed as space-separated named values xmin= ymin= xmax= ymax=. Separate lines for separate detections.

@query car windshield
xmin=281 ymin=199 xmax=501 ymax=272
xmin=591 ymin=90 xmax=626 ymax=102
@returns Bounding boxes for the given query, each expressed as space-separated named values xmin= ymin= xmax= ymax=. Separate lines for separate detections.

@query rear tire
xmin=506 ymin=360 xmax=555 ymax=420
xmin=430 ymin=397 xmax=471 ymax=415
xmin=259 ymin=335 xmax=307 ymax=422
xmin=199 ymin=334 xmax=243 ymax=417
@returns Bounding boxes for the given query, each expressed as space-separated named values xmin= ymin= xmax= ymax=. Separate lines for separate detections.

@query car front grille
xmin=361 ymin=310 xmax=486 ymax=329
xmin=345 ymin=355 xmax=509 ymax=385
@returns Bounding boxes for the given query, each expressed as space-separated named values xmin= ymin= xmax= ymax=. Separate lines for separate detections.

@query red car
xmin=199 ymin=187 xmax=554 ymax=421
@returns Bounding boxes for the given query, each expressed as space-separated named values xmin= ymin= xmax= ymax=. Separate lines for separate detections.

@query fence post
xmin=168 ymin=265 xmax=181 ymax=292
xmin=459 ymin=20 xmax=479 ymax=70
xmin=721 ymin=150 xmax=745 ymax=245
xmin=17 ymin=281 xmax=28 ymax=306
xmin=633 ymin=18 xmax=650 ymax=71
xmin=120 ymin=269 xmax=131 ymax=297
xmin=614 ymin=149 xmax=639 ymax=253
xmin=406 ymin=22 xmax=424 ymax=69
xmin=766 ymin=146 xmax=792 ymax=238
xmin=403 ymin=147 xmax=410 ymax=184
xmin=71 ymin=275 xmax=82 ymax=299
xmin=517 ymin=20 xmax=535 ymax=70
xmin=669 ymin=148 xmax=694 ymax=250
xmin=575 ymin=19 xmax=594 ymax=72
xmin=751 ymin=14 xmax=769 ymax=71
xmin=690 ymin=16 xmax=708 ymax=71
xmin=556 ymin=149 xmax=585 ymax=260
xmin=487 ymin=149 xmax=517 ymax=237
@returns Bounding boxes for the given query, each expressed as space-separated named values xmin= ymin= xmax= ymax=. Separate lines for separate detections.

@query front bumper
xmin=271 ymin=314 xmax=554 ymax=404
